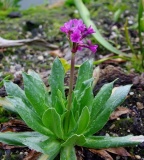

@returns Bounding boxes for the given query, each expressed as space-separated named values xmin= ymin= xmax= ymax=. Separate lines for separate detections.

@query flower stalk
xmin=64 ymin=52 xmax=75 ymax=133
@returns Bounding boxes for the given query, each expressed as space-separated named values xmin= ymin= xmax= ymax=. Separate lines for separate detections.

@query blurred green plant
xmin=64 ymin=0 xmax=93 ymax=7
xmin=0 ymin=0 xmax=21 ymax=10
xmin=74 ymin=0 xmax=129 ymax=57
xmin=124 ymin=0 xmax=144 ymax=72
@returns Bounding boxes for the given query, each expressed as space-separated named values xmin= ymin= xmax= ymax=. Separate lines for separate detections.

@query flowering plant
xmin=0 ymin=19 xmax=144 ymax=160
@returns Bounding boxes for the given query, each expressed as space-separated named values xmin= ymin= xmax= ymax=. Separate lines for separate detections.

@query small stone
xmin=110 ymin=124 xmax=115 ymax=130
xmin=129 ymin=92 xmax=134 ymax=95
xmin=37 ymin=55 xmax=44 ymax=61
xmin=105 ymin=133 xmax=110 ymax=137
xmin=24 ymin=152 xmax=28 ymax=155
xmin=136 ymin=102 xmax=144 ymax=110
xmin=7 ymin=12 xmax=22 ymax=18
xmin=135 ymin=155 xmax=141 ymax=159
xmin=112 ymin=25 xmax=118 ymax=30
xmin=74 ymin=10 xmax=78 ymax=14
xmin=0 ymin=64 xmax=3 ymax=68
xmin=116 ymin=155 xmax=120 ymax=160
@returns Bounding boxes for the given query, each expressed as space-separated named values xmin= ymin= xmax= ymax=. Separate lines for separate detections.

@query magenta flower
xmin=60 ymin=19 xmax=98 ymax=53
xmin=70 ymin=30 xmax=81 ymax=43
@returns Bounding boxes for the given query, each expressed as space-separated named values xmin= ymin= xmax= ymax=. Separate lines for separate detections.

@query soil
xmin=0 ymin=0 xmax=144 ymax=159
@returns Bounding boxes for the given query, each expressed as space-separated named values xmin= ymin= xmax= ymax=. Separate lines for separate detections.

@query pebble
xmin=105 ymin=133 xmax=110 ymax=137
xmin=24 ymin=152 xmax=28 ymax=155
xmin=0 ymin=64 xmax=3 ymax=68
xmin=136 ymin=102 xmax=144 ymax=110
xmin=129 ymin=92 xmax=134 ymax=95
xmin=135 ymin=155 xmax=141 ymax=159
xmin=111 ymin=25 xmax=118 ymax=30
xmin=110 ymin=124 xmax=115 ymax=130
xmin=38 ymin=55 xmax=44 ymax=60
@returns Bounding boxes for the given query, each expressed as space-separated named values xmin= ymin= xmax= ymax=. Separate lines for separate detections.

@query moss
xmin=112 ymin=118 xmax=133 ymax=136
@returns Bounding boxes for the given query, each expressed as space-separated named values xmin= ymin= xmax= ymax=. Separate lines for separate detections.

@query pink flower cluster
xmin=60 ymin=19 xmax=98 ymax=53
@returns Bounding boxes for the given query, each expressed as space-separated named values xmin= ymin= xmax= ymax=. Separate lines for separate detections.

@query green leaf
xmin=75 ymin=60 xmax=93 ymax=91
xmin=0 ymin=75 xmax=10 ymax=87
xmin=61 ymin=134 xmax=86 ymax=147
xmin=85 ymin=85 xmax=132 ymax=136
xmin=0 ymin=131 xmax=43 ymax=147
xmin=60 ymin=146 xmax=76 ymax=160
xmin=60 ymin=58 xmax=71 ymax=73
xmin=83 ymin=135 xmax=144 ymax=149
xmin=23 ymin=137 xmax=61 ymax=156
xmin=74 ymin=0 xmax=129 ymax=57
xmin=37 ymin=154 xmax=49 ymax=160
xmin=49 ymin=57 xmax=65 ymax=107
xmin=113 ymin=5 xmax=126 ymax=22
xmin=55 ymin=90 xmax=66 ymax=115
xmin=76 ymin=107 xmax=90 ymax=135
xmin=38 ymin=153 xmax=59 ymax=160
xmin=42 ymin=108 xmax=63 ymax=139
xmin=124 ymin=19 xmax=135 ymax=53
xmin=138 ymin=0 xmax=144 ymax=55
xmin=22 ymin=72 xmax=48 ymax=117
xmin=0 ymin=97 xmax=16 ymax=113
xmin=90 ymin=81 xmax=115 ymax=123
xmin=78 ymin=86 xmax=93 ymax=113
xmin=4 ymin=80 xmax=33 ymax=111
xmin=8 ymin=97 xmax=54 ymax=137
xmin=0 ymin=131 xmax=60 ymax=157
xmin=28 ymin=69 xmax=42 ymax=81
xmin=68 ymin=111 xmax=76 ymax=134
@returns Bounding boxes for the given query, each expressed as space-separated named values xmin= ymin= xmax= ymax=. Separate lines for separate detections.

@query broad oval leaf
xmin=22 ymin=72 xmax=48 ymax=117
xmin=0 ymin=97 xmax=16 ymax=113
xmin=75 ymin=60 xmax=93 ymax=91
xmin=8 ymin=97 xmax=54 ymax=137
xmin=42 ymin=108 xmax=63 ymax=139
xmin=4 ymin=80 xmax=32 ymax=110
xmin=90 ymin=80 xmax=115 ymax=123
xmin=49 ymin=57 xmax=65 ymax=107
xmin=85 ymin=85 xmax=132 ymax=136
xmin=60 ymin=146 xmax=76 ymax=160
xmin=76 ymin=106 xmax=90 ymax=135
xmin=61 ymin=134 xmax=86 ymax=147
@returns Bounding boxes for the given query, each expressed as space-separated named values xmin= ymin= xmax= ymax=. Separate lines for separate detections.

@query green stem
xmin=64 ymin=52 xmax=75 ymax=134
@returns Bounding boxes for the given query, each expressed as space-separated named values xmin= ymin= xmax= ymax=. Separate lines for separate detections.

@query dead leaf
xmin=109 ymin=106 xmax=133 ymax=120
xmin=92 ymin=66 xmax=100 ymax=89
xmin=0 ymin=119 xmax=32 ymax=132
xmin=0 ymin=48 xmax=6 ymax=52
xmin=136 ymin=102 xmax=144 ymax=110
xmin=89 ymin=147 xmax=135 ymax=160
xmin=89 ymin=149 xmax=113 ymax=160
xmin=105 ymin=147 xmax=134 ymax=159
xmin=50 ymin=49 xmax=63 ymax=57
xmin=24 ymin=150 xmax=42 ymax=160
xmin=0 ymin=142 xmax=24 ymax=149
